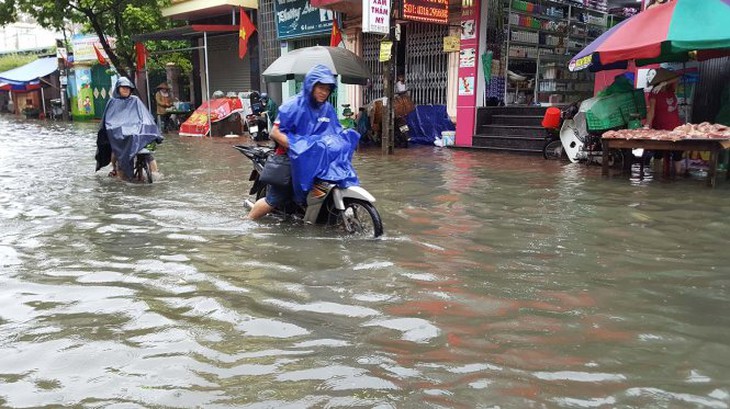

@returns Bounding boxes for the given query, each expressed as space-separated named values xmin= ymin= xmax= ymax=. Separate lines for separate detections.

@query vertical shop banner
xmin=403 ymin=0 xmax=448 ymax=25
xmin=362 ymin=0 xmax=390 ymax=34
xmin=455 ymin=0 xmax=480 ymax=146
xmin=274 ymin=0 xmax=334 ymax=40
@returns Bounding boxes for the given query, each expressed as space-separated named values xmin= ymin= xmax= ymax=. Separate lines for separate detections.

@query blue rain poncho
xmin=276 ymin=65 xmax=360 ymax=204
xmin=95 ymin=77 xmax=162 ymax=179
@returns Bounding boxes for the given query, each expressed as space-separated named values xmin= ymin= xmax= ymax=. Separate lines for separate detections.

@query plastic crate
xmin=586 ymin=90 xmax=646 ymax=131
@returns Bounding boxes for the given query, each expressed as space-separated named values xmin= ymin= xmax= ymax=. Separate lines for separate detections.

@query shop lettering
xmin=277 ymin=8 xmax=301 ymax=23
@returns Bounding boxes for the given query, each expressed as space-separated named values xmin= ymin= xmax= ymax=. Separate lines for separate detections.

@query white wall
xmin=0 ymin=23 xmax=59 ymax=53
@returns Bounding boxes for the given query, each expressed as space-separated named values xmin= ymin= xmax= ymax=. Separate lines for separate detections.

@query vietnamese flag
xmin=330 ymin=19 xmax=342 ymax=47
xmin=135 ymin=42 xmax=148 ymax=72
xmin=238 ymin=8 xmax=256 ymax=59
xmin=93 ymin=44 xmax=108 ymax=66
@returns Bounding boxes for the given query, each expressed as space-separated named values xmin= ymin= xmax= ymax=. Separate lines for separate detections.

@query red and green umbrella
xmin=569 ymin=0 xmax=730 ymax=72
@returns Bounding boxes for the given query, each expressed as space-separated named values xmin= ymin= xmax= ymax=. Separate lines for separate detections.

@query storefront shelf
xmin=505 ymin=8 xmax=566 ymax=22
xmin=535 ymin=90 xmax=593 ymax=94
xmin=540 ymin=78 xmax=593 ymax=82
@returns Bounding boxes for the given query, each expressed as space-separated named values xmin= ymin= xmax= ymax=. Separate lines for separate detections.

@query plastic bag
xmin=259 ymin=154 xmax=291 ymax=187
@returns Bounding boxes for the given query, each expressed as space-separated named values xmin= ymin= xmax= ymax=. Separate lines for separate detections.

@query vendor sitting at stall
xmin=645 ymin=67 xmax=683 ymax=176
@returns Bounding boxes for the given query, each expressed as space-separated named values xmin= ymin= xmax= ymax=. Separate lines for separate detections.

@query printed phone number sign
xmin=274 ymin=0 xmax=333 ymax=40
xmin=403 ymin=0 xmax=448 ymax=25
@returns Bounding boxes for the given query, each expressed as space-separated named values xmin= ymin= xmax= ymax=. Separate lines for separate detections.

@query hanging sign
xmin=273 ymin=0 xmax=334 ymax=40
xmin=379 ymin=41 xmax=393 ymax=62
xmin=71 ymin=35 xmax=115 ymax=63
xmin=363 ymin=0 xmax=390 ymax=34
xmin=403 ymin=0 xmax=448 ymax=25
xmin=443 ymin=36 xmax=460 ymax=53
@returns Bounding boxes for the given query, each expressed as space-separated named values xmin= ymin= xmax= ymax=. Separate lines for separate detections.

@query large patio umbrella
xmin=263 ymin=46 xmax=371 ymax=85
xmin=569 ymin=0 xmax=730 ymax=72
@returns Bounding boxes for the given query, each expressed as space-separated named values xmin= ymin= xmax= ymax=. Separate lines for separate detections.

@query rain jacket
xmin=276 ymin=64 xmax=360 ymax=204
xmin=95 ymin=77 xmax=163 ymax=179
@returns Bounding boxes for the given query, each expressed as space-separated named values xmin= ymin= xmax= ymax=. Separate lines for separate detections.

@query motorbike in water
xmin=233 ymin=145 xmax=384 ymax=238
xmin=541 ymin=102 xmax=623 ymax=168
xmin=132 ymin=148 xmax=154 ymax=183
xmin=394 ymin=116 xmax=410 ymax=148
xmin=245 ymin=91 xmax=270 ymax=141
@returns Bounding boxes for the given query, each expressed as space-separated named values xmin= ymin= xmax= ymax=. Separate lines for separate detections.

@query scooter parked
xmin=245 ymin=91 xmax=270 ymax=141
xmin=541 ymin=102 xmax=623 ymax=168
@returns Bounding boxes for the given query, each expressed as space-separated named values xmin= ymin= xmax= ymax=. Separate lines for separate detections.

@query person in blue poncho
xmin=95 ymin=77 xmax=163 ymax=180
xmin=247 ymin=64 xmax=360 ymax=220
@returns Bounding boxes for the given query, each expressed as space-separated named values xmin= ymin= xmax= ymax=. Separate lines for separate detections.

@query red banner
xmin=179 ymin=98 xmax=244 ymax=137
xmin=403 ymin=0 xmax=448 ymax=24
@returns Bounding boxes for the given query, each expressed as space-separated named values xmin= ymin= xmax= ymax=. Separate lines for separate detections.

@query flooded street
xmin=1 ymin=114 xmax=729 ymax=408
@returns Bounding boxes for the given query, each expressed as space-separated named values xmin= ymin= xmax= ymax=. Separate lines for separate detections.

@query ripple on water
xmin=362 ymin=317 xmax=441 ymax=343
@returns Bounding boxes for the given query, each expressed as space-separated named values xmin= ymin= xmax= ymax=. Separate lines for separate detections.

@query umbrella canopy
xmin=262 ymin=46 xmax=371 ymax=85
xmin=569 ymin=0 xmax=730 ymax=72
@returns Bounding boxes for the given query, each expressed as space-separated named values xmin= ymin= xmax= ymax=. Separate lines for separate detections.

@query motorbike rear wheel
xmin=607 ymin=149 xmax=624 ymax=169
xmin=134 ymin=154 xmax=153 ymax=184
xmin=342 ymin=199 xmax=383 ymax=238
xmin=543 ymin=139 xmax=564 ymax=160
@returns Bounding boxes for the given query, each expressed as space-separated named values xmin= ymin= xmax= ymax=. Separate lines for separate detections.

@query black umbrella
xmin=262 ymin=46 xmax=371 ymax=85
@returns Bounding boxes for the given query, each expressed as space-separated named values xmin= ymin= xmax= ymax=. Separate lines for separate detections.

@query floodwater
xmin=1 ymin=114 xmax=729 ymax=408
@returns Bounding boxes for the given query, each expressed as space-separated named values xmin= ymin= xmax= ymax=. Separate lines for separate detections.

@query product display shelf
xmin=504 ymin=0 xmax=608 ymax=105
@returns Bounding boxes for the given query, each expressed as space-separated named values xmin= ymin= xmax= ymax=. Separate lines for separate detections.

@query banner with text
xmin=274 ymin=0 xmax=334 ymax=40
xmin=362 ymin=0 xmax=390 ymax=34
xmin=403 ymin=0 xmax=448 ymax=25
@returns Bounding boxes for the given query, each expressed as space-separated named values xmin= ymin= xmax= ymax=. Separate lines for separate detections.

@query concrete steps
xmin=474 ymin=106 xmax=549 ymax=153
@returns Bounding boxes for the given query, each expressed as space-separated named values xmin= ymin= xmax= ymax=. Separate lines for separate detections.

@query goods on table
xmin=603 ymin=122 xmax=730 ymax=141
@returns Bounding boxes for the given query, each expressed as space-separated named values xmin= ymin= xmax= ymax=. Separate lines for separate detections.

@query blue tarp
xmin=406 ymin=105 xmax=455 ymax=145
xmin=0 ymin=57 xmax=58 ymax=85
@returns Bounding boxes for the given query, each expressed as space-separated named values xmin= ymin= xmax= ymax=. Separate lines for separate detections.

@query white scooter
xmin=559 ymin=105 xmax=623 ymax=168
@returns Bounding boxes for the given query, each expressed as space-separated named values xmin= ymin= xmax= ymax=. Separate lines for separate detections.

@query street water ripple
xmin=0 ymin=115 xmax=729 ymax=408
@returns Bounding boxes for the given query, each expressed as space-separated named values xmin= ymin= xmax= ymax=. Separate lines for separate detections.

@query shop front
xmin=160 ymin=0 xmax=259 ymax=105
xmin=271 ymin=0 xmax=340 ymax=106
xmin=312 ymin=0 xmax=459 ymax=146
xmin=0 ymin=56 xmax=61 ymax=118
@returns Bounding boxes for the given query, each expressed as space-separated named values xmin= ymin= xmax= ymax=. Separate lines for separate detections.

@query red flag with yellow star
xmin=239 ymin=8 xmax=256 ymax=59
xmin=330 ymin=19 xmax=342 ymax=47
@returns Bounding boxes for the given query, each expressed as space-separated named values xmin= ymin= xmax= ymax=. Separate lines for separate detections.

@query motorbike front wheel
xmin=341 ymin=199 xmax=383 ymax=238
xmin=543 ymin=139 xmax=564 ymax=160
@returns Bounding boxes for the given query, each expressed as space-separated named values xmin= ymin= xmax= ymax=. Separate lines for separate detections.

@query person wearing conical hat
xmin=155 ymin=82 xmax=174 ymax=131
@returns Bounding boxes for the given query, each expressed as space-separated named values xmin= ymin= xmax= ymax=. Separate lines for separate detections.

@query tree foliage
xmin=0 ymin=53 xmax=38 ymax=73
xmin=0 ymin=0 xmax=178 ymax=80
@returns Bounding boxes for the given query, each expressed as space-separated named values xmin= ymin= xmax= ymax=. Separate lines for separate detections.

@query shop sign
xmin=379 ymin=41 xmax=393 ymax=62
xmin=403 ymin=0 xmax=448 ymax=25
xmin=71 ymin=34 xmax=115 ymax=63
xmin=569 ymin=55 xmax=592 ymax=72
xmin=273 ymin=0 xmax=334 ymax=40
xmin=443 ymin=36 xmax=460 ymax=53
xmin=363 ymin=0 xmax=390 ymax=35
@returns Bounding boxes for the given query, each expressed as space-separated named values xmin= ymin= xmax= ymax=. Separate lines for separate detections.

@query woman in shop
xmin=644 ymin=67 xmax=683 ymax=176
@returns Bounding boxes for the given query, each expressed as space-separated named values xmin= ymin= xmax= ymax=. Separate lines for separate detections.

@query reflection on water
xmin=1 ymin=115 xmax=729 ymax=408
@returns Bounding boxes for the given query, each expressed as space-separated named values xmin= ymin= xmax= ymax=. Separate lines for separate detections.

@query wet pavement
xmin=1 ymin=114 xmax=729 ymax=408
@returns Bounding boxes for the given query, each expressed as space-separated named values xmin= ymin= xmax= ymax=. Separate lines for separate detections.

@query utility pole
xmin=56 ymin=39 xmax=69 ymax=121
xmin=381 ymin=0 xmax=397 ymax=155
